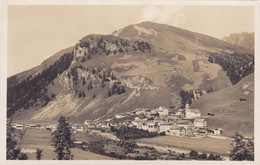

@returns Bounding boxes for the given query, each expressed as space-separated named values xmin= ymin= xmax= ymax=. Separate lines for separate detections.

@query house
xmin=153 ymin=119 xmax=164 ymax=124
xmin=144 ymin=121 xmax=159 ymax=132
xmin=176 ymin=109 xmax=185 ymax=116
xmin=176 ymin=120 xmax=193 ymax=130
xmin=14 ymin=123 xmax=23 ymax=129
xmin=132 ymin=120 xmax=143 ymax=129
xmin=85 ymin=120 xmax=92 ymax=126
xmin=29 ymin=124 xmax=37 ymax=128
xmin=159 ymin=123 xmax=175 ymax=133
xmin=166 ymin=115 xmax=178 ymax=120
xmin=45 ymin=124 xmax=57 ymax=131
xmin=157 ymin=106 xmax=169 ymax=116
xmin=214 ymin=128 xmax=223 ymax=135
xmin=72 ymin=124 xmax=84 ymax=133
xmin=193 ymin=119 xmax=207 ymax=128
xmin=115 ymin=114 xmax=126 ymax=119
xmin=184 ymin=104 xmax=201 ymax=119
xmin=197 ymin=128 xmax=207 ymax=136
xmin=147 ymin=123 xmax=159 ymax=132
xmin=168 ymin=126 xmax=186 ymax=136
xmin=141 ymin=123 xmax=149 ymax=130
xmin=100 ymin=122 xmax=109 ymax=128
xmin=207 ymin=129 xmax=214 ymax=135
xmin=145 ymin=109 xmax=152 ymax=115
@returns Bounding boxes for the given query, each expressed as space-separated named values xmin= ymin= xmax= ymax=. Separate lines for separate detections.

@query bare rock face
xmin=223 ymin=32 xmax=254 ymax=52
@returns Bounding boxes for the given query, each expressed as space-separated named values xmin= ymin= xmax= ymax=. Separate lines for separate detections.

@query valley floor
xmin=18 ymin=128 xmax=113 ymax=160
xmin=138 ymin=136 xmax=231 ymax=154
xmin=16 ymin=127 xmax=231 ymax=160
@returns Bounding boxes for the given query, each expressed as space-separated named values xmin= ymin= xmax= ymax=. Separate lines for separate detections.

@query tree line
xmin=77 ymin=35 xmax=151 ymax=58
xmin=208 ymin=52 xmax=254 ymax=85
xmin=7 ymin=52 xmax=74 ymax=118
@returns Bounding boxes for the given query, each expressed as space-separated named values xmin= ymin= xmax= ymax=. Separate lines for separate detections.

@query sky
xmin=8 ymin=5 xmax=254 ymax=77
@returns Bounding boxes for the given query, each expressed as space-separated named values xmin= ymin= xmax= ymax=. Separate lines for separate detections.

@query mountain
xmin=7 ymin=21 xmax=254 ymax=134
xmin=191 ymin=73 xmax=254 ymax=136
xmin=222 ymin=32 xmax=254 ymax=52
xmin=113 ymin=21 xmax=247 ymax=54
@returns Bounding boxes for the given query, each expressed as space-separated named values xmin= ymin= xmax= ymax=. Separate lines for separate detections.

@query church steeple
xmin=185 ymin=103 xmax=190 ymax=110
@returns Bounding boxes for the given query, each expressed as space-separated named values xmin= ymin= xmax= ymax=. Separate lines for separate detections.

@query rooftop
xmin=170 ymin=126 xmax=185 ymax=130
xmin=194 ymin=118 xmax=206 ymax=122
xmin=176 ymin=120 xmax=192 ymax=124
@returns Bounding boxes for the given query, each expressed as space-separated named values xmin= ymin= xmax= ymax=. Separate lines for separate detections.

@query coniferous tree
xmin=108 ymin=89 xmax=112 ymax=97
xmin=6 ymin=120 xmax=28 ymax=160
xmin=121 ymin=86 xmax=126 ymax=93
xmin=36 ymin=148 xmax=43 ymax=160
xmin=52 ymin=116 xmax=74 ymax=160
xmin=229 ymin=132 xmax=254 ymax=160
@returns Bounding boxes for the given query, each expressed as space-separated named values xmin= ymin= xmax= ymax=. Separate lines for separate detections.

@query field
xmin=139 ymin=135 xmax=232 ymax=154
xmin=18 ymin=128 xmax=112 ymax=160
xmin=191 ymin=73 xmax=254 ymax=136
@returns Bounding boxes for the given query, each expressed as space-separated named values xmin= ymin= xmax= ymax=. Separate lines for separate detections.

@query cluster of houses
xmin=9 ymin=104 xmax=222 ymax=138
xmin=85 ymin=104 xmax=223 ymax=137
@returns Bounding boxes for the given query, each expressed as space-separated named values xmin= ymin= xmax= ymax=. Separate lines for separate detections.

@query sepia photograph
xmin=1 ymin=1 xmax=258 ymax=163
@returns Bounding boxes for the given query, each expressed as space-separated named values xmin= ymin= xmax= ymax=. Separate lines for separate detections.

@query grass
xmin=19 ymin=128 xmax=112 ymax=160
xmin=192 ymin=60 xmax=200 ymax=72
xmin=191 ymin=73 xmax=254 ymax=136
xmin=139 ymin=135 xmax=232 ymax=154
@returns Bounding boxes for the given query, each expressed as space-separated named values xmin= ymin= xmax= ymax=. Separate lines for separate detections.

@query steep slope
xmin=8 ymin=22 xmax=253 ymax=127
xmin=223 ymin=32 xmax=254 ymax=52
xmin=191 ymin=73 xmax=254 ymax=136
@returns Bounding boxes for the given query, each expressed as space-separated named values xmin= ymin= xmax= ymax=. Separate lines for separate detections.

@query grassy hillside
xmin=115 ymin=21 xmax=247 ymax=54
xmin=8 ymin=22 xmax=253 ymax=127
xmin=191 ymin=73 xmax=254 ymax=136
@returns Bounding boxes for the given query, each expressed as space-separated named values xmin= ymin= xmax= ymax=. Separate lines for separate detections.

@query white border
xmin=1 ymin=1 xmax=259 ymax=165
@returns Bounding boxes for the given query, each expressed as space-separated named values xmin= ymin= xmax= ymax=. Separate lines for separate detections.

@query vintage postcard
xmin=0 ymin=0 xmax=259 ymax=164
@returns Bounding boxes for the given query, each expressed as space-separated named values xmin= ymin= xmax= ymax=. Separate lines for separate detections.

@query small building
xmin=184 ymin=104 xmax=201 ymax=119
xmin=132 ymin=120 xmax=143 ymax=129
xmin=29 ymin=124 xmax=37 ymax=128
xmin=15 ymin=123 xmax=24 ymax=130
xmin=72 ymin=124 xmax=84 ymax=133
xmin=197 ymin=128 xmax=207 ymax=135
xmin=142 ymin=123 xmax=149 ymax=130
xmin=115 ymin=114 xmax=126 ymax=119
xmin=168 ymin=126 xmax=186 ymax=136
xmin=176 ymin=120 xmax=193 ymax=130
xmin=147 ymin=123 xmax=159 ymax=132
xmin=157 ymin=106 xmax=169 ymax=116
xmin=176 ymin=109 xmax=185 ymax=116
xmin=45 ymin=124 xmax=57 ymax=131
xmin=193 ymin=119 xmax=207 ymax=128
xmin=144 ymin=121 xmax=159 ymax=132
xmin=214 ymin=128 xmax=223 ymax=135
xmin=153 ymin=119 xmax=164 ymax=124
xmin=84 ymin=120 xmax=93 ymax=126
xmin=159 ymin=123 xmax=175 ymax=133
xmin=207 ymin=129 xmax=214 ymax=135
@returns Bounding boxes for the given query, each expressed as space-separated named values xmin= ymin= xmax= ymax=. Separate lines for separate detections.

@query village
xmin=10 ymin=103 xmax=223 ymax=138
xmin=85 ymin=103 xmax=223 ymax=137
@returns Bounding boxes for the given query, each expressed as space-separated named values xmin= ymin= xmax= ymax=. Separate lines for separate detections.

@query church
xmin=184 ymin=103 xmax=201 ymax=119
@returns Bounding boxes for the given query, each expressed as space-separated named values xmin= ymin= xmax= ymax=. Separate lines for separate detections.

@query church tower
xmin=185 ymin=103 xmax=191 ymax=118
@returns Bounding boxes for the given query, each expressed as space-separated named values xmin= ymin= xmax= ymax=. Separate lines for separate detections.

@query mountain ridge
xmin=222 ymin=32 xmax=254 ymax=52
xmin=7 ymin=21 xmax=254 ymax=136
